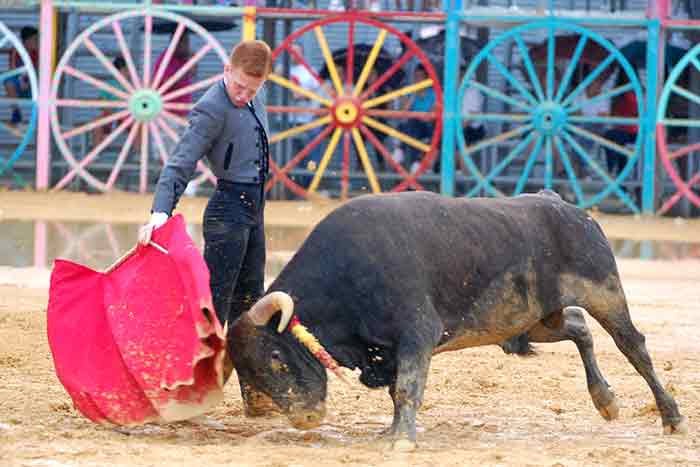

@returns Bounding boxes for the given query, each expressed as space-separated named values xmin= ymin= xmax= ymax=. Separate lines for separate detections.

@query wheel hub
xmin=129 ymin=89 xmax=163 ymax=122
xmin=533 ymin=102 xmax=567 ymax=137
xmin=333 ymin=98 xmax=360 ymax=127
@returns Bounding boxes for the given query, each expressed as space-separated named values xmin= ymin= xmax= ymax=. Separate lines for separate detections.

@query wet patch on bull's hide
xmin=435 ymin=265 xmax=545 ymax=354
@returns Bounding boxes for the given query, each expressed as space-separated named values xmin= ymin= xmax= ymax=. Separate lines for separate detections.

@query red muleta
xmin=47 ymin=215 xmax=226 ymax=426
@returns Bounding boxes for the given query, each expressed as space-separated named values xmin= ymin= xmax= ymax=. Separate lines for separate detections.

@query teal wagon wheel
xmin=458 ymin=19 xmax=644 ymax=212
xmin=50 ymin=10 xmax=228 ymax=193
xmin=0 ymin=21 xmax=38 ymax=186
xmin=656 ymin=43 xmax=700 ymax=214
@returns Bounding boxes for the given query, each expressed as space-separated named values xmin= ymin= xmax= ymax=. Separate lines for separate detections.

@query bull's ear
xmin=247 ymin=292 xmax=295 ymax=333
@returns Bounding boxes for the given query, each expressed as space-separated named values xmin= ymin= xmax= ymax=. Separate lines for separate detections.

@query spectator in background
xmin=397 ymin=64 xmax=436 ymax=174
xmin=458 ymin=80 xmax=485 ymax=174
xmin=93 ymin=56 xmax=131 ymax=147
xmin=603 ymin=67 xmax=638 ymax=177
xmin=4 ymin=26 xmax=38 ymax=125
xmin=154 ymin=31 xmax=194 ymax=118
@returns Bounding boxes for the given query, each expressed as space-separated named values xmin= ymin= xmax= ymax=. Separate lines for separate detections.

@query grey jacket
xmin=152 ymin=80 xmax=269 ymax=215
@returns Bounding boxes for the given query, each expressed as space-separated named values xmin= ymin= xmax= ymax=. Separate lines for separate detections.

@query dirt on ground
xmin=1 ymin=192 xmax=699 ymax=466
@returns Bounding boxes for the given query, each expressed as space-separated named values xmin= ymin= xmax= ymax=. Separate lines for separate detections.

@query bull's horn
xmin=247 ymin=292 xmax=294 ymax=333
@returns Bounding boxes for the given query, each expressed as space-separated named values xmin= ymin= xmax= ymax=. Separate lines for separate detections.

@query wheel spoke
xmin=84 ymin=37 xmax=134 ymax=93
xmin=156 ymin=116 xmax=178 ymax=142
xmin=361 ymin=116 xmax=430 ymax=153
xmin=514 ymin=35 xmax=545 ymax=102
xmin=143 ymin=13 xmax=152 ymax=88
xmin=690 ymin=56 xmax=700 ymax=76
xmin=341 ymin=130 xmax=350 ymax=199
xmin=544 ymin=136 xmax=553 ymax=189
xmin=346 ymin=20 xmax=354 ymax=90
xmin=513 ymin=133 xmax=544 ymax=196
xmin=54 ymin=117 xmax=134 ymax=190
xmin=560 ymin=128 xmax=637 ymax=210
xmin=353 ymin=29 xmax=387 ymax=97
xmin=568 ymin=115 xmax=638 ymax=126
xmin=63 ymin=65 xmax=130 ymax=100
xmin=308 ymin=127 xmax=343 ymax=193
xmin=140 ymin=120 xmax=150 ymax=193
xmin=149 ymin=121 xmax=169 ymax=165
xmin=152 ymin=22 xmax=186 ymax=90
xmin=112 ymin=20 xmax=142 ymax=89
xmin=62 ymin=109 xmax=131 ymax=140
xmin=671 ymin=84 xmax=700 ymax=108
xmin=554 ymin=135 xmax=585 ymax=203
xmin=668 ymin=141 xmax=700 ymax=161
xmin=466 ymin=129 xmax=535 ymax=197
xmin=565 ymin=123 xmax=634 ymax=158
xmin=106 ymin=122 xmax=141 ymax=189
xmin=359 ymin=124 xmax=423 ymax=191
xmin=158 ymin=43 xmax=213 ymax=95
xmin=351 ymin=128 xmax=381 ymax=193
xmin=267 ymin=105 xmax=329 ymax=116
xmin=268 ymin=73 xmax=333 ymax=107
xmin=284 ymin=43 xmax=325 ymax=86
xmin=161 ymin=109 xmax=188 ymax=128
xmin=561 ymin=54 xmax=616 ymax=108
xmin=661 ymin=118 xmax=700 ymax=128
xmin=360 ymin=49 xmax=415 ymax=101
xmin=0 ymin=66 xmax=27 ymax=82
xmin=362 ymin=79 xmax=433 ymax=110
xmin=464 ymin=124 xmax=533 ymax=157
xmin=566 ymin=83 xmax=634 ymax=114
xmin=265 ymin=124 xmax=335 ymax=189
xmin=56 ymin=98 xmax=128 ymax=109
xmin=365 ymin=109 xmax=436 ymax=120
xmin=466 ymin=80 xmax=531 ymax=112
xmin=163 ymin=73 xmax=222 ymax=102
xmin=659 ymin=172 xmax=700 ymax=214
xmin=486 ymin=54 xmax=538 ymax=107
xmin=163 ymin=102 xmax=194 ymax=113
xmin=314 ymin=26 xmax=343 ymax=96
xmin=459 ymin=112 xmax=530 ymax=123
xmin=270 ymin=115 xmax=333 ymax=144
xmin=555 ymin=34 xmax=589 ymax=103
xmin=0 ymin=35 xmax=9 ymax=49
xmin=546 ymin=26 xmax=555 ymax=100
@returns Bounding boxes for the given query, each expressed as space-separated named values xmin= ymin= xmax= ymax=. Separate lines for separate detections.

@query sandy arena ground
xmin=1 ymin=192 xmax=699 ymax=466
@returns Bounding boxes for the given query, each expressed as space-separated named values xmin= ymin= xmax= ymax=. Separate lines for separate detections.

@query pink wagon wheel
xmin=50 ymin=10 xmax=229 ymax=193
xmin=264 ymin=14 xmax=443 ymax=199
xmin=656 ymin=43 xmax=700 ymax=214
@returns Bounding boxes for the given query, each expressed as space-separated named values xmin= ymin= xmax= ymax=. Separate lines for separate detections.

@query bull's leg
xmin=587 ymin=296 xmax=687 ymax=434
xmin=527 ymin=306 xmax=618 ymax=420
xmin=386 ymin=344 xmax=433 ymax=451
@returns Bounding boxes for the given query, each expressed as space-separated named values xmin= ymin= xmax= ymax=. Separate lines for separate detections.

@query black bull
xmin=227 ymin=191 xmax=686 ymax=449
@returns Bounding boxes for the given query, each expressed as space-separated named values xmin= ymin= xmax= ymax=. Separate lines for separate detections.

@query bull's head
xmin=228 ymin=292 xmax=343 ymax=430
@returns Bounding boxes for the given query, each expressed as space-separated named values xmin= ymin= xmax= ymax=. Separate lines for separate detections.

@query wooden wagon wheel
xmin=50 ymin=10 xmax=229 ymax=192
xmin=459 ymin=19 xmax=644 ymax=212
xmin=265 ymin=14 xmax=443 ymax=199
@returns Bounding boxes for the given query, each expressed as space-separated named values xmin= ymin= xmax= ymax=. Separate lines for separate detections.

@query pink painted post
xmin=647 ymin=0 xmax=670 ymax=19
xmin=36 ymin=0 xmax=55 ymax=190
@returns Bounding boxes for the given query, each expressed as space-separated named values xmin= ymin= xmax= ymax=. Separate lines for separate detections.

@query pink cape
xmin=47 ymin=214 xmax=226 ymax=426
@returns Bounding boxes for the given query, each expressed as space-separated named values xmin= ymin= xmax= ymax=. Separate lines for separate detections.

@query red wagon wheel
xmin=265 ymin=14 xmax=443 ymax=199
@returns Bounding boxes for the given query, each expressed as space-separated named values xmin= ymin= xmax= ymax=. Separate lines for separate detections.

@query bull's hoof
xmin=392 ymin=439 xmax=417 ymax=452
xmin=597 ymin=397 xmax=620 ymax=421
xmin=663 ymin=416 xmax=688 ymax=435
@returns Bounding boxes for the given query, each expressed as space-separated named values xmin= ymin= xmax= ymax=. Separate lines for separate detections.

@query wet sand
xmin=1 ymin=191 xmax=699 ymax=466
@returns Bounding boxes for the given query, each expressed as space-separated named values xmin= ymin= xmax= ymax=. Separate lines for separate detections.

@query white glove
xmin=138 ymin=212 xmax=169 ymax=246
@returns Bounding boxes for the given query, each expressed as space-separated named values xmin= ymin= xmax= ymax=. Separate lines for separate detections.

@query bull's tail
xmin=500 ymin=333 xmax=536 ymax=356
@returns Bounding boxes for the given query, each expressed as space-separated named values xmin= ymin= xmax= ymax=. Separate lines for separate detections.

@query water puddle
xmin=0 ymin=219 xmax=312 ymax=275
xmin=0 ymin=220 xmax=698 ymax=279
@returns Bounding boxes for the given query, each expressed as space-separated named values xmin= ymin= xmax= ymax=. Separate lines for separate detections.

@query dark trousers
xmin=203 ymin=181 xmax=266 ymax=325
xmin=604 ymin=129 xmax=636 ymax=176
